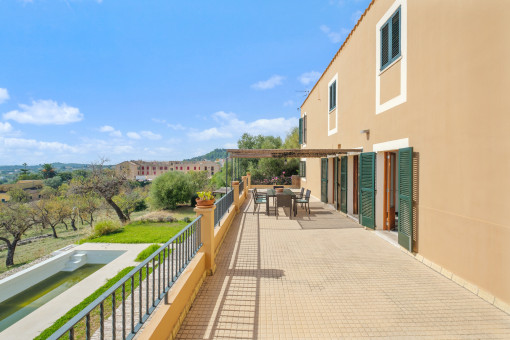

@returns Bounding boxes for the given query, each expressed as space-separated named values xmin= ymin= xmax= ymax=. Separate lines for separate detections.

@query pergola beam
xmin=226 ymin=148 xmax=362 ymax=158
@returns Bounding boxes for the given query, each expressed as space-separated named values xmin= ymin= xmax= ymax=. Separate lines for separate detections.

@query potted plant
xmin=196 ymin=191 xmax=215 ymax=206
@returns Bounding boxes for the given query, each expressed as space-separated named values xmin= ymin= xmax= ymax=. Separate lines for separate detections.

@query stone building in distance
xmin=116 ymin=160 xmax=220 ymax=181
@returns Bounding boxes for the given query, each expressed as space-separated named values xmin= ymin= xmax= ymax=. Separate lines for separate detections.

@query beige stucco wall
xmin=300 ymin=0 xmax=510 ymax=304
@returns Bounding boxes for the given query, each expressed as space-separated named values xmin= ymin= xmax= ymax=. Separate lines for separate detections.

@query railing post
xmin=247 ymin=172 xmax=251 ymax=189
xmin=195 ymin=205 xmax=216 ymax=275
xmin=232 ymin=181 xmax=240 ymax=212
xmin=241 ymin=176 xmax=248 ymax=199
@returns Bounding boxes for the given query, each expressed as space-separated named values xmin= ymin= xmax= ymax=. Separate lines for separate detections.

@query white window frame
xmin=328 ymin=74 xmax=338 ymax=136
xmin=375 ymin=0 xmax=407 ymax=115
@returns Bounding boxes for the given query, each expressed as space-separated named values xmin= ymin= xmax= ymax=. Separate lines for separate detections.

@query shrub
xmin=181 ymin=216 xmax=192 ymax=223
xmin=150 ymin=172 xmax=193 ymax=210
xmin=135 ymin=244 xmax=161 ymax=261
xmin=190 ymin=193 xmax=199 ymax=207
xmin=94 ymin=220 xmax=121 ymax=236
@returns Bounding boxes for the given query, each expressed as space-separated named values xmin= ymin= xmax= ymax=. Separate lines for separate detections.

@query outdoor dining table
xmin=265 ymin=188 xmax=297 ymax=217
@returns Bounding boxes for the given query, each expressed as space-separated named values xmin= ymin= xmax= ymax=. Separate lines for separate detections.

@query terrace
xmin=48 ymin=175 xmax=510 ymax=339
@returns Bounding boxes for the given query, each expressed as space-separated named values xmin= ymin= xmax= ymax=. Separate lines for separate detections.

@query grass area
xmin=135 ymin=244 xmax=164 ymax=261
xmin=35 ymin=266 xmax=151 ymax=340
xmin=79 ymin=221 xmax=188 ymax=244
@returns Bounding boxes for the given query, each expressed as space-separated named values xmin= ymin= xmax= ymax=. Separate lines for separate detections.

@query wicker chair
xmin=276 ymin=194 xmax=293 ymax=219
xmin=253 ymin=188 xmax=267 ymax=214
xmin=295 ymin=189 xmax=311 ymax=215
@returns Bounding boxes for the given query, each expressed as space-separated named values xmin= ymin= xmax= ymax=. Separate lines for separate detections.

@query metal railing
xmin=48 ymin=216 xmax=203 ymax=340
xmin=239 ymin=180 xmax=244 ymax=196
xmin=214 ymin=189 xmax=234 ymax=227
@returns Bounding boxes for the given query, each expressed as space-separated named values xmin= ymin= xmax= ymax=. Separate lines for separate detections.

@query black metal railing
xmin=239 ymin=180 xmax=244 ymax=195
xmin=214 ymin=189 xmax=234 ymax=227
xmin=48 ymin=216 xmax=203 ymax=340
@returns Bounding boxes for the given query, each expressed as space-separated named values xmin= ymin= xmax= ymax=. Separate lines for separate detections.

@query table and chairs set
xmin=252 ymin=186 xmax=311 ymax=219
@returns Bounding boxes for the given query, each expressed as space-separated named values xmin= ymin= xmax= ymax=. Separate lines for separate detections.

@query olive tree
xmin=71 ymin=160 xmax=129 ymax=223
xmin=0 ymin=203 xmax=36 ymax=266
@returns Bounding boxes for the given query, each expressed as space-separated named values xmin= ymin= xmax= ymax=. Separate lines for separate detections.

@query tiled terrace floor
xmin=176 ymin=195 xmax=510 ymax=339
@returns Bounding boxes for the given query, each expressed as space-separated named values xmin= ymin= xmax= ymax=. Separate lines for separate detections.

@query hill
xmin=184 ymin=148 xmax=227 ymax=162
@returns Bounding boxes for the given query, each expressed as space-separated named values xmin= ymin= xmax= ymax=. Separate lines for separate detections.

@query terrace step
xmin=62 ymin=253 xmax=87 ymax=272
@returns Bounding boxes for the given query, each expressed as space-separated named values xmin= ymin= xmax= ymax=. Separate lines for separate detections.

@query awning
xmin=226 ymin=148 xmax=362 ymax=158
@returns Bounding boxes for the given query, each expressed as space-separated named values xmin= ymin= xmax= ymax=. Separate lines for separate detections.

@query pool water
xmin=0 ymin=264 xmax=104 ymax=332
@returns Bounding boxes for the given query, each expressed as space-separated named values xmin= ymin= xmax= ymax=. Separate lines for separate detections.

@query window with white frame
xmin=328 ymin=80 xmax=337 ymax=111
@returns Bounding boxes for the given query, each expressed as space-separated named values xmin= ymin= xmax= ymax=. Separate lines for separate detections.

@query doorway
xmin=383 ymin=151 xmax=397 ymax=230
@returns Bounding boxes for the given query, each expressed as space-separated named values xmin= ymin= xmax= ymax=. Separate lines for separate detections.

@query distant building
xmin=0 ymin=180 xmax=44 ymax=202
xmin=116 ymin=160 xmax=220 ymax=181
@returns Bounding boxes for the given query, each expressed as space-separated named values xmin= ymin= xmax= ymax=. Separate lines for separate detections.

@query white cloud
xmin=0 ymin=137 xmax=77 ymax=153
xmin=0 ymin=122 xmax=13 ymax=134
xmin=251 ymin=75 xmax=284 ymax=90
xmin=127 ymin=132 xmax=141 ymax=139
xmin=3 ymin=99 xmax=83 ymax=125
xmin=0 ymin=88 xmax=9 ymax=104
xmin=320 ymin=25 xmax=349 ymax=44
xmin=99 ymin=125 xmax=122 ymax=137
xmin=298 ymin=71 xmax=321 ymax=86
xmin=188 ymin=111 xmax=297 ymax=141
xmin=140 ymin=130 xmax=162 ymax=140
xmin=167 ymin=123 xmax=185 ymax=130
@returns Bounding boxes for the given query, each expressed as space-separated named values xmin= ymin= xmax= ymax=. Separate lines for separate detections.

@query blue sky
xmin=0 ymin=0 xmax=371 ymax=165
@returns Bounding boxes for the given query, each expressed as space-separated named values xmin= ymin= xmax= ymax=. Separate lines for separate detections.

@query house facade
xmin=116 ymin=160 xmax=220 ymax=181
xmin=299 ymin=0 xmax=510 ymax=306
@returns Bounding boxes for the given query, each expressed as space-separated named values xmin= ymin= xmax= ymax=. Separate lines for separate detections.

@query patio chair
xmin=276 ymin=194 xmax=293 ymax=219
xmin=295 ymin=189 xmax=311 ymax=215
xmin=253 ymin=188 xmax=267 ymax=215
xmin=295 ymin=187 xmax=305 ymax=199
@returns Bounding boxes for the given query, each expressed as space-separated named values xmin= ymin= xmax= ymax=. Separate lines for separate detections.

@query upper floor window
xmin=329 ymin=80 xmax=337 ymax=111
xmin=380 ymin=7 xmax=401 ymax=71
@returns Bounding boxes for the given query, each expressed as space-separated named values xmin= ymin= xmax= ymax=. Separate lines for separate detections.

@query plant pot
xmin=275 ymin=188 xmax=284 ymax=193
xmin=196 ymin=198 xmax=215 ymax=207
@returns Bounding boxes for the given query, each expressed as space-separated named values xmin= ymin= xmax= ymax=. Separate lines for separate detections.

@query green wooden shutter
xmin=299 ymin=161 xmax=306 ymax=177
xmin=360 ymin=152 xmax=375 ymax=229
xmin=398 ymin=147 xmax=413 ymax=251
xmin=334 ymin=158 xmax=339 ymax=209
xmin=298 ymin=118 xmax=303 ymax=145
xmin=321 ymin=158 xmax=328 ymax=203
xmin=340 ymin=156 xmax=348 ymax=213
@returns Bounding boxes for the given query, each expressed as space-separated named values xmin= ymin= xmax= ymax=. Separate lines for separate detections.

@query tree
xmin=150 ymin=171 xmax=193 ymax=210
xmin=33 ymin=196 xmax=71 ymax=238
xmin=187 ymin=170 xmax=210 ymax=192
xmin=113 ymin=186 xmax=148 ymax=220
xmin=7 ymin=187 xmax=29 ymax=203
xmin=71 ymin=161 xmax=129 ymax=223
xmin=44 ymin=176 xmax=63 ymax=189
xmin=76 ymin=192 xmax=102 ymax=228
xmin=0 ymin=203 xmax=36 ymax=266
xmin=20 ymin=163 xmax=29 ymax=176
xmin=41 ymin=163 xmax=56 ymax=179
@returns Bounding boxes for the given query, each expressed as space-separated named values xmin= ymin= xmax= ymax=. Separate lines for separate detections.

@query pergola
xmin=223 ymin=148 xmax=362 ymax=184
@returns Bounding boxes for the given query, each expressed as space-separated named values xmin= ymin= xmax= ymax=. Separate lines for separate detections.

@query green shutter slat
xmin=391 ymin=10 xmax=400 ymax=58
xmin=359 ymin=152 xmax=375 ymax=229
xmin=321 ymin=158 xmax=328 ymax=203
xmin=340 ymin=156 xmax=348 ymax=213
xmin=381 ymin=23 xmax=389 ymax=68
xmin=299 ymin=118 xmax=303 ymax=145
xmin=398 ymin=147 xmax=413 ymax=251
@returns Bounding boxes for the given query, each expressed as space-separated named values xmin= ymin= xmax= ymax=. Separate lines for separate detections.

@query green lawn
xmin=80 ymin=221 xmax=188 ymax=244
